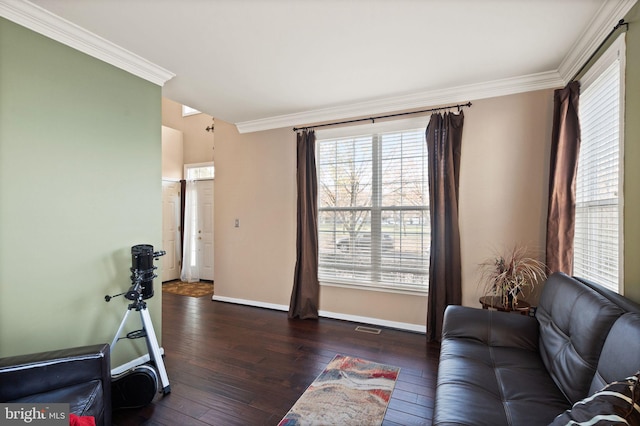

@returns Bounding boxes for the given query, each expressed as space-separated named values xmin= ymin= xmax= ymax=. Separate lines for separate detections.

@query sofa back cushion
xmin=589 ymin=312 xmax=640 ymax=394
xmin=573 ymin=276 xmax=640 ymax=314
xmin=537 ymin=272 xmax=624 ymax=403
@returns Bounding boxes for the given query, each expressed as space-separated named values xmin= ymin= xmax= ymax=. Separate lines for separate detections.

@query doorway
xmin=192 ymin=179 xmax=214 ymax=281
xmin=161 ymin=180 xmax=181 ymax=282
xmin=181 ymin=163 xmax=215 ymax=282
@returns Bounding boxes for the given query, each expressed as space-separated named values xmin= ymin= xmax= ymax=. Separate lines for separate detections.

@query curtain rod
xmin=292 ymin=101 xmax=472 ymax=132
xmin=571 ymin=19 xmax=628 ymax=82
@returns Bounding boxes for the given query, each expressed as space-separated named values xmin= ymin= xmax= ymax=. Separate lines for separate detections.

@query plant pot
xmin=507 ymin=292 xmax=515 ymax=310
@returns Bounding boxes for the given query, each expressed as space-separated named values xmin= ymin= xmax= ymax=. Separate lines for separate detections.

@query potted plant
xmin=478 ymin=245 xmax=547 ymax=310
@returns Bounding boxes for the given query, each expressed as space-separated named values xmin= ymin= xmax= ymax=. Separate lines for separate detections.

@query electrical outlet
xmin=234 ymin=219 xmax=240 ymax=228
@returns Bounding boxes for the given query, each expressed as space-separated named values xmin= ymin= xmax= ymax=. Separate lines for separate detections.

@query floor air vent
xmin=355 ymin=326 xmax=382 ymax=335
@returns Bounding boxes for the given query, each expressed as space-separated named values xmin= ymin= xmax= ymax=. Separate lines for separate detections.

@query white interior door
xmin=161 ymin=181 xmax=181 ymax=282
xmin=196 ymin=180 xmax=214 ymax=281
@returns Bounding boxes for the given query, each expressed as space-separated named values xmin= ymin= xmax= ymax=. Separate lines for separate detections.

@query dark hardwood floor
xmin=112 ymin=290 xmax=440 ymax=425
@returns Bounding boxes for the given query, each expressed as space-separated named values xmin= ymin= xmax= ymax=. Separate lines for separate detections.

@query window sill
xmin=319 ymin=280 xmax=428 ymax=296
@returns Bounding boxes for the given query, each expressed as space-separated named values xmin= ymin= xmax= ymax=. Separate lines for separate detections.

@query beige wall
xmin=162 ymin=126 xmax=184 ymax=180
xmin=459 ymin=91 xmax=553 ymax=307
xmin=161 ymin=97 xmax=184 ymax=130
xmin=162 ymin=97 xmax=216 ymax=166
xmin=183 ymin=113 xmax=215 ymax=165
xmin=165 ymin=7 xmax=640 ymax=329
xmin=211 ymin=89 xmax=553 ymax=328
xmin=213 ymin=121 xmax=298 ymax=305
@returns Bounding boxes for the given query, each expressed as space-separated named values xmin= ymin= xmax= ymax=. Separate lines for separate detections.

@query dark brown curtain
xmin=426 ymin=112 xmax=464 ymax=342
xmin=546 ymin=81 xmax=581 ymax=274
xmin=288 ymin=130 xmax=320 ymax=319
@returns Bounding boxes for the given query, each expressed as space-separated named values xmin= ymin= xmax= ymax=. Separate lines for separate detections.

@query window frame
xmin=182 ymin=105 xmax=201 ymax=117
xmin=574 ymin=33 xmax=625 ymax=294
xmin=184 ymin=162 xmax=215 ymax=181
xmin=315 ymin=117 xmax=430 ymax=295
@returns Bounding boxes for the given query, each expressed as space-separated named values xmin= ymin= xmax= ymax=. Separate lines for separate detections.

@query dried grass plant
xmin=478 ymin=245 xmax=547 ymax=308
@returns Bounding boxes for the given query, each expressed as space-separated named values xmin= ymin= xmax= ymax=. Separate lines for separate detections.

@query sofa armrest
xmin=0 ymin=344 xmax=111 ymax=426
xmin=0 ymin=343 xmax=111 ymax=402
xmin=442 ymin=305 xmax=539 ymax=351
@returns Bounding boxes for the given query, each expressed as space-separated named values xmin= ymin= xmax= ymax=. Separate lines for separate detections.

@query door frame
xmin=161 ymin=179 xmax=182 ymax=282
xmin=183 ymin=162 xmax=215 ymax=281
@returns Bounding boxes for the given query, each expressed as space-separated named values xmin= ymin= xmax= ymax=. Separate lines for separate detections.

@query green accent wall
xmin=624 ymin=4 xmax=640 ymax=303
xmin=0 ymin=18 xmax=163 ymax=367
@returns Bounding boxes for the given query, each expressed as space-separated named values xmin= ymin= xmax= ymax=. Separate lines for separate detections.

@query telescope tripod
xmin=111 ymin=296 xmax=171 ymax=395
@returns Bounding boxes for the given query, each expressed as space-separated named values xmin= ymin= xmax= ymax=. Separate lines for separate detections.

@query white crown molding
xmin=0 ymin=0 xmax=175 ymax=86
xmin=235 ymin=70 xmax=564 ymax=134
xmin=558 ymin=0 xmax=637 ymax=83
xmin=4 ymin=0 xmax=633 ymax=130
xmin=237 ymin=0 xmax=637 ymax=134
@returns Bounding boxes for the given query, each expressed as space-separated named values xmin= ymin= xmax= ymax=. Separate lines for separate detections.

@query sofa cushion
xmin=441 ymin=305 xmax=539 ymax=350
xmin=436 ymin=338 xmax=570 ymax=425
xmin=590 ymin=313 xmax=640 ymax=394
xmin=549 ymin=371 xmax=640 ymax=426
xmin=536 ymin=273 xmax=625 ymax=403
xmin=573 ymin=277 xmax=640 ymax=315
xmin=434 ymin=307 xmax=570 ymax=425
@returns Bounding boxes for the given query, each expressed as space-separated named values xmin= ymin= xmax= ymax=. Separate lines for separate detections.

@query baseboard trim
xmin=212 ymin=295 xmax=289 ymax=312
xmin=111 ymin=348 xmax=164 ymax=376
xmin=319 ymin=310 xmax=426 ymax=334
xmin=212 ymin=295 xmax=426 ymax=334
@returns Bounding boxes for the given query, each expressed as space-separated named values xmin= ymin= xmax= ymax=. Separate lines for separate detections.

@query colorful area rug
xmin=278 ymin=354 xmax=400 ymax=426
xmin=162 ymin=281 xmax=213 ymax=298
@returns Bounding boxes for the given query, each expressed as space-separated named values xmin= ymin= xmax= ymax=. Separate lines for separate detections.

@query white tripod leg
xmin=111 ymin=309 xmax=132 ymax=351
xmin=140 ymin=307 xmax=171 ymax=394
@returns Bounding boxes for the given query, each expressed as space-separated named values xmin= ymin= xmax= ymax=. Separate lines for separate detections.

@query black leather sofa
xmin=433 ymin=272 xmax=640 ymax=425
xmin=0 ymin=343 xmax=111 ymax=426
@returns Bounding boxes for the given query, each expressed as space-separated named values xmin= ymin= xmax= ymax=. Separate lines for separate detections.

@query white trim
xmin=211 ymin=295 xmax=426 ymax=333
xmin=235 ymin=0 xmax=636 ymax=134
xmin=619 ymin=36 xmax=626 ymax=295
xmin=184 ymin=162 xmax=215 ymax=181
xmin=235 ymin=71 xmax=563 ymax=133
xmin=575 ymin=33 xmax=626 ymax=294
xmin=0 ymin=0 xmax=175 ymax=86
xmin=110 ymin=348 xmax=164 ymax=376
xmin=557 ymin=0 xmax=636 ymax=83
xmin=580 ymin=33 xmax=626 ymax=91
xmin=212 ymin=295 xmax=289 ymax=312
xmin=320 ymin=280 xmax=428 ymax=297
xmin=318 ymin=310 xmax=426 ymax=333
xmin=5 ymin=0 xmax=633 ymax=133
xmin=185 ymin=162 xmax=215 ymax=168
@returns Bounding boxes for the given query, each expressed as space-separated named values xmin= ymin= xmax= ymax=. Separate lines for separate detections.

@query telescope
xmin=125 ymin=244 xmax=166 ymax=301
xmin=104 ymin=244 xmax=171 ymax=408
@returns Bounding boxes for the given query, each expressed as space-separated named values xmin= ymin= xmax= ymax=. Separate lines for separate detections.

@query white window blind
xmin=317 ymin=125 xmax=429 ymax=292
xmin=574 ymin=34 xmax=625 ymax=293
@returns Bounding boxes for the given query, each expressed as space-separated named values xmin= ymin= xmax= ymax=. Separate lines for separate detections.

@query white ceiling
xmin=4 ymin=0 xmax=637 ymax=132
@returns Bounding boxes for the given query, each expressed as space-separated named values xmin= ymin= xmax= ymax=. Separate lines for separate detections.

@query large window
xmin=317 ymin=119 xmax=429 ymax=293
xmin=574 ymin=34 xmax=625 ymax=293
